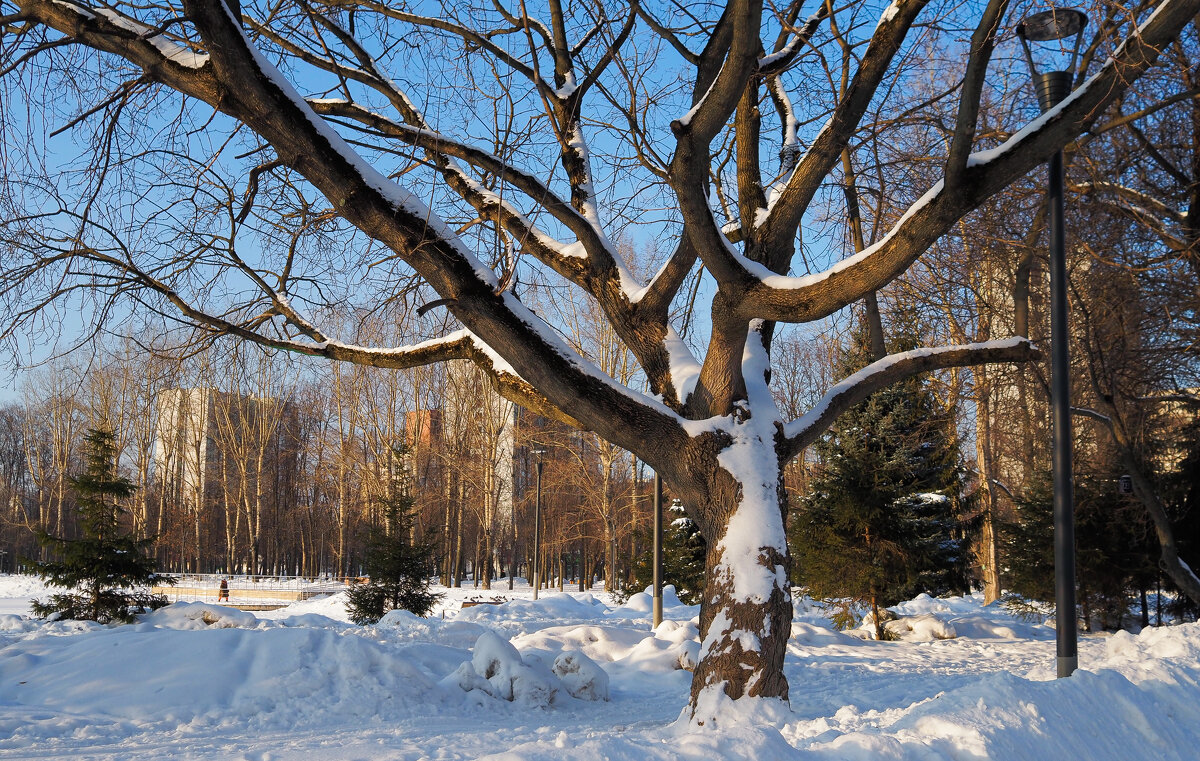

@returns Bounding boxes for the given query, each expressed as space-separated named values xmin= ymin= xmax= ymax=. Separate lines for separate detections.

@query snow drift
xmin=1 ymin=576 xmax=1198 ymax=760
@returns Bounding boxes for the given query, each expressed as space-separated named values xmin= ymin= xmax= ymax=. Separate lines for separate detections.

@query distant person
xmin=218 ymin=578 xmax=229 ymax=602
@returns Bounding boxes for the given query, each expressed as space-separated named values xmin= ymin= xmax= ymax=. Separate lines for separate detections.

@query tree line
xmin=0 ymin=336 xmax=654 ymax=590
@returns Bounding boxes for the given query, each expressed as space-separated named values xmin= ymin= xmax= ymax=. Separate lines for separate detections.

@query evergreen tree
xmin=1004 ymin=472 xmax=1170 ymax=630
xmin=626 ymin=499 xmax=708 ymax=605
xmin=790 ymin=315 xmax=968 ymax=638
xmin=1163 ymin=419 xmax=1200 ymax=621
xmin=346 ymin=446 xmax=441 ymax=624
xmin=31 ymin=428 xmax=172 ymax=623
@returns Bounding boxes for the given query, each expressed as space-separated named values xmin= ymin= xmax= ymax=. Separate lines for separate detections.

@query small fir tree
xmin=626 ymin=499 xmax=708 ymax=605
xmin=346 ymin=446 xmax=441 ymax=624
xmin=31 ymin=428 xmax=172 ymax=623
xmin=790 ymin=314 xmax=968 ymax=639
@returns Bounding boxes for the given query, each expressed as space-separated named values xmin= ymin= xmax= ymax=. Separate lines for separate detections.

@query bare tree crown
xmin=3 ymin=1 xmax=1195 ymax=468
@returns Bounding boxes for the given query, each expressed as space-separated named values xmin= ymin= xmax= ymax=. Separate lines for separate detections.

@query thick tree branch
xmin=782 ymin=338 xmax=1040 ymax=457
xmin=738 ymin=0 xmax=1200 ymax=323
xmin=945 ymin=0 xmax=1008 ymax=187
xmin=759 ymin=0 xmax=931 ymax=268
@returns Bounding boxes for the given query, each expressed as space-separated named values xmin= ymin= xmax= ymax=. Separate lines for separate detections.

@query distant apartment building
xmin=153 ymin=388 xmax=299 ymax=510
xmin=431 ymin=362 xmax=600 ymax=542
xmin=405 ymin=408 xmax=443 ymax=450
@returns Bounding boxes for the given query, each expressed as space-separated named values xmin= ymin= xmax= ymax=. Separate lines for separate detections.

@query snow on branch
xmin=757 ymin=4 xmax=829 ymax=75
xmin=739 ymin=0 xmax=1200 ymax=322
xmin=757 ymin=0 xmax=929 ymax=262
xmin=17 ymin=0 xmax=218 ymax=90
xmin=782 ymin=338 xmax=1039 ymax=456
xmin=90 ymin=6 xmax=209 ymax=68
xmin=1070 ymin=406 xmax=1113 ymax=426
xmin=1073 ymin=181 xmax=1187 ymax=226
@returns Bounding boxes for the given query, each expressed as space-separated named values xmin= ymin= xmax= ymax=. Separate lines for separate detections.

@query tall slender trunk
xmin=482 ymin=504 xmax=493 ymax=589
xmin=973 ymin=367 xmax=1002 ymax=604
xmin=452 ymin=484 xmax=464 ymax=587
xmin=473 ymin=533 xmax=481 ymax=588
xmin=221 ymin=453 xmax=236 ymax=573
xmin=578 ymin=539 xmax=586 ymax=591
xmin=441 ymin=472 xmax=453 ymax=586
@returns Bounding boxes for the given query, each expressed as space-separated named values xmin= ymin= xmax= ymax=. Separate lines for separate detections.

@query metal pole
xmin=533 ymin=458 xmax=543 ymax=601
xmin=652 ymin=473 xmax=663 ymax=628
xmin=1048 ymin=142 xmax=1078 ymax=678
xmin=1033 ymin=69 xmax=1078 ymax=678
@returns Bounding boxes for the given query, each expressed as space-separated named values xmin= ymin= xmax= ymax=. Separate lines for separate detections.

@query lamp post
xmin=1017 ymin=6 xmax=1088 ymax=679
xmin=652 ymin=472 xmax=664 ymax=628
xmin=532 ymin=449 xmax=545 ymax=601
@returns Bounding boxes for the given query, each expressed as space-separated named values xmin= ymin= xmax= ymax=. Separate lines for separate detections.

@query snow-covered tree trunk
xmin=685 ymin=442 xmax=793 ymax=719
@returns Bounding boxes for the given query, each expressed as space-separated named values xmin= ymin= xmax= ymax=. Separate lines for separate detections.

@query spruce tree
xmin=790 ymin=315 xmax=968 ymax=638
xmin=1003 ymin=473 xmax=1162 ymax=630
xmin=1164 ymin=420 xmax=1200 ymax=621
xmin=31 ymin=428 xmax=172 ymax=624
xmin=346 ymin=446 xmax=441 ymax=624
xmin=627 ymin=499 xmax=708 ymax=605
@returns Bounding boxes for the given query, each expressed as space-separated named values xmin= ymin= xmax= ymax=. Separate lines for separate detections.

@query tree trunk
xmin=578 ymin=539 xmax=586 ymax=592
xmin=482 ymin=520 xmax=493 ymax=589
xmin=452 ymin=488 xmax=464 ymax=588
xmin=973 ymin=368 xmax=1002 ymax=604
xmin=684 ymin=444 xmax=792 ymax=724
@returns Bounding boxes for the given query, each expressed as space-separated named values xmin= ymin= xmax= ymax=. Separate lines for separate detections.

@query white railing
xmin=155 ymin=573 xmax=346 ymax=604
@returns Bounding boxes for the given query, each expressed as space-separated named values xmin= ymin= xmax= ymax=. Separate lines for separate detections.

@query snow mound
xmin=790 ymin=621 xmax=866 ymax=647
xmin=254 ymin=590 xmax=351 ymax=622
xmin=0 ymin=624 xmax=443 ymax=733
xmin=376 ymin=607 xmax=425 ymax=627
xmin=513 ymin=623 xmax=648 ymax=658
xmin=453 ymin=593 xmax=606 ymax=636
xmin=0 ymin=614 xmax=37 ymax=634
xmin=273 ymin=612 xmax=348 ymax=629
xmin=618 ymin=591 xmax=653 ymax=613
xmin=510 ymin=620 xmax=702 ymax=674
xmin=884 ymin=613 xmax=957 ymax=641
xmin=138 ymin=602 xmax=259 ymax=630
xmin=607 ymin=585 xmax=698 ymax=620
xmin=1103 ymin=621 xmax=1200 ymax=672
xmin=891 ymin=592 xmax=957 ymax=616
xmin=553 ymin=650 xmax=610 ymax=700
xmin=441 ymin=630 xmax=561 ymax=707
xmin=951 ymin=615 xmax=1042 ymax=640
xmin=374 ymin=609 xmax=491 ymax=648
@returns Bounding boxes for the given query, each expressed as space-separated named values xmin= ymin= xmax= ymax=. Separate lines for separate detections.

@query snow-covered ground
xmin=2 ymin=575 xmax=1198 ymax=760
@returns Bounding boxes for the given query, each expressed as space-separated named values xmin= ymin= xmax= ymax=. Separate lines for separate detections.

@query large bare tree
xmin=2 ymin=0 xmax=1198 ymax=720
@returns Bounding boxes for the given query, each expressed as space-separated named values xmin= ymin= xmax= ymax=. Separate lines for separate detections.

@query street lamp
xmin=532 ymin=448 xmax=545 ymax=601
xmin=652 ymin=473 xmax=663 ymax=628
xmin=1017 ymin=5 xmax=1088 ymax=680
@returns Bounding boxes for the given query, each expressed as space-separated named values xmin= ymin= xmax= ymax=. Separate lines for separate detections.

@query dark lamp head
xmin=1017 ymin=8 xmax=1087 ymax=42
